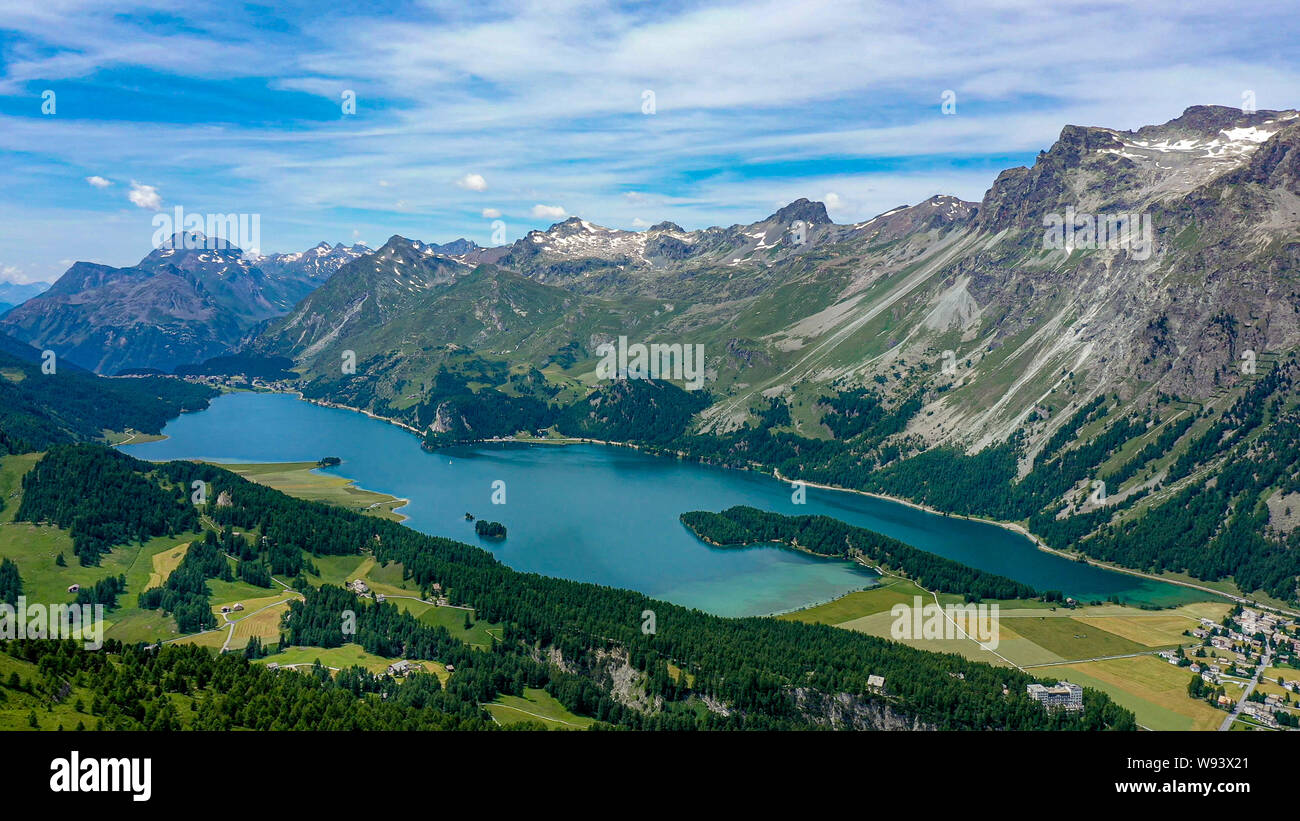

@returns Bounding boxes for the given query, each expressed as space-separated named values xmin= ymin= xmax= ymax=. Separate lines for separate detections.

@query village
xmin=1168 ymin=606 xmax=1300 ymax=730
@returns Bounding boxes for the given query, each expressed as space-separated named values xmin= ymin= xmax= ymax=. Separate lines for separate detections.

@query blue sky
xmin=1 ymin=0 xmax=1297 ymax=283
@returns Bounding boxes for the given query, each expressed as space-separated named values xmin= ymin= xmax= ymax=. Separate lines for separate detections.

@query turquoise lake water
xmin=120 ymin=392 xmax=1208 ymax=616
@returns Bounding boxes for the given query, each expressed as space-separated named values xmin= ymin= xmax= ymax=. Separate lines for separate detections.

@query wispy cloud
xmin=0 ymin=0 xmax=1296 ymax=277
xmin=531 ymin=204 xmax=567 ymax=219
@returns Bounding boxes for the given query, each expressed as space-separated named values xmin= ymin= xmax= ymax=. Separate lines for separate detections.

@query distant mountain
xmin=0 ymin=235 xmax=368 ymax=374
xmin=252 ymin=241 xmax=372 ymax=312
xmin=0 ymin=281 xmax=50 ymax=307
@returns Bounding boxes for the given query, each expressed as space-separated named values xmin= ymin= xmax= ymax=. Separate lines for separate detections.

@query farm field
xmin=1060 ymin=655 xmax=1226 ymax=731
xmin=1002 ymin=615 xmax=1152 ymax=659
xmin=785 ymin=586 xmax=1235 ymax=727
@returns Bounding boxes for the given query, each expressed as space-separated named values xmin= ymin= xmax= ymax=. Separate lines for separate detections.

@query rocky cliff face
xmin=790 ymin=687 xmax=938 ymax=731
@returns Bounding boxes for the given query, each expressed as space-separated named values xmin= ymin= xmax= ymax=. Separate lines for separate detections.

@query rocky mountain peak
xmin=766 ymin=198 xmax=832 ymax=226
xmin=647 ymin=221 xmax=685 ymax=233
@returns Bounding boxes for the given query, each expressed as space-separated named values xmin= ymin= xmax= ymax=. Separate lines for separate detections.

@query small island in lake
xmin=316 ymin=456 xmax=342 ymax=467
xmin=475 ymin=519 xmax=507 ymax=540
xmin=464 ymin=512 xmax=475 ymax=521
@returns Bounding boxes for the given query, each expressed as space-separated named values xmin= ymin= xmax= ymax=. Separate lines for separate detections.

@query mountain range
xmin=0 ymin=236 xmax=371 ymax=374
xmin=7 ymin=104 xmax=1300 ymax=602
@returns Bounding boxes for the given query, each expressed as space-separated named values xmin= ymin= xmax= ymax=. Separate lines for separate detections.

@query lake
xmin=120 ymin=392 xmax=1208 ymax=616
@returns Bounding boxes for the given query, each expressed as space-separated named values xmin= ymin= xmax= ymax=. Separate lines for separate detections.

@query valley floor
xmin=780 ymin=577 xmax=1299 ymax=731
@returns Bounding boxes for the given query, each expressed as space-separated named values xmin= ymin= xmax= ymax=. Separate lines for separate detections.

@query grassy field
xmin=103 ymin=430 xmax=166 ymax=446
xmin=1060 ymin=655 xmax=1226 ymax=731
xmin=416 ymin=605 xmax=499 ymax=647
xmin=255 ymin=643 xmax=396 ymax=672
xmin=1071 ymin=612 xmax=1204 ymax=647
xmin=147 ymin=542 xmax=189 ymax=588
xmin=485 ymin=687 xmax=596 ymax=729
xmin=1 ymin=453 xmax=192 ymax=639
xmin=1002 ymin=615 xmax=1152 ymax=659
xmin=0 ymin=452 xmax=41 ymax=524
xmin=218 ymin=461 xmax=407 ymax=521
xmin=0 ymin=518 xmax=191 ymax=642
xmin=306 ymin=554 xmax=370 ymax=586
xmin=781 ymin=575 xmax=1053 ymax=628
xmin=0 ymin=454 xmax=501 ymax=681
xmin=778 ymin=577 xmax=927 ymax=625
xmin=0 ymin=652 xmax=97 ymax=731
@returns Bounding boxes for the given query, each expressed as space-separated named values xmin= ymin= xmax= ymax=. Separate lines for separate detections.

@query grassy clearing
xmin=485 ymin=687 xmax=595 ymax=729
xmin=777 ymin=577 xmax=960 ymax=625
xmin=225 ymin=598 xmax=299 ymax=650
xmin=0 ymin=452 xmax=41 ymax=524
xmin=306 ymin=554 xmax=369 ymax=586
xmin=0 ymin=653 xmax=98 ymax=731
xmin=103 ymin=430 xmax=166 ymax=446
xmin=417 ymin=605 xmax=499 ymax=647
xmin=0 ymin=519 xmax=190 ymax=642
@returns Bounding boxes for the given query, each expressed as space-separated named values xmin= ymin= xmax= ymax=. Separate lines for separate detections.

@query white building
xmin=1027 ymin=682 xmax=1084 ymax=712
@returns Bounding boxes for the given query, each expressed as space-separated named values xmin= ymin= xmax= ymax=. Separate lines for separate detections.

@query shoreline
xmin=233 ymin=390 xmax=1298 ymax=617
xmin=769 ymin=468 xmax=1296 ymax=613
xmin=293 ymin=392 xmax=426 ymax=437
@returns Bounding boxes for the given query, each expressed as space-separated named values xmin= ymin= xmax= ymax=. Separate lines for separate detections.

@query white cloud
xmin=531 ymin=204 xmax=566 ymax=219
xmin=631 ymin=217 xmax=649 ymax=228
xmin=127 ymin=181 xmax=162 ymax=211
xmin=481 ymin=207 xmax=501 ymax=218
xmin=85 ymin=175 xmax=111 ymax=188
xmin=455 ymin=173 xmax=487 ymax=191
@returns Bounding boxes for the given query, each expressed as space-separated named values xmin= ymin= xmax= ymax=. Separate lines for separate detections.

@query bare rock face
xmin=790 ymin=687 xmax=938 ymax=730
xmin=768 ymin=198 xmax=832 ymax=226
